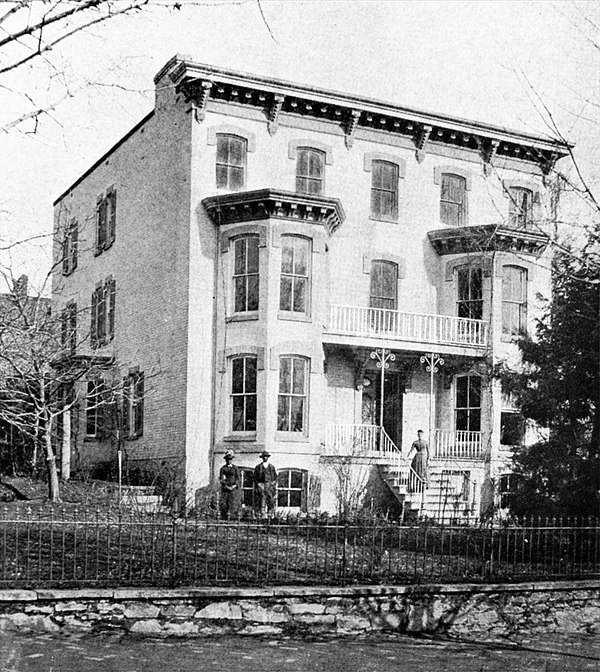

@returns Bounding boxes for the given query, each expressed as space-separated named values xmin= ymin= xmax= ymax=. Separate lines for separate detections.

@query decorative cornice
xmin=202 ymin=189 xmax=346 ymax=235
xmin=344 ymin=109 xmax=362 ymax=149
xmin=427 ymin=225 xmax=549 ymax=257
xmin=160 ymin=57 xmax=571 ymax=174
xmin=178 ymin=79 xmax=213 ymax=122
xmin=476 ymin=138 xmax=500 ymax=177
xmin=415 ymin=124 xmax=432 ymax=163
xmin=268 ymin=94 xmax=285 ymax=136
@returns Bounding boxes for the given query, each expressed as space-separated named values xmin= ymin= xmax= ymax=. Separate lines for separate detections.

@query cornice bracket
xmin=180 ymin=79 xmax=213 ymax=122
xmin=268 ymin=94 xmax=285 ymax=136
xmin=540 ymin=151 xmax=560 ymax=180
xmin=344 ymin=109 xmax=361 ymax=149
xmin=415 ymin=124 xmax=432 ymax=163
xmin=476 ymin=138 xmax=499 ymax=177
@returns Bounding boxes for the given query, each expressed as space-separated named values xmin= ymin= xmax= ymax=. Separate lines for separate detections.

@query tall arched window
xmin=296 ymin=148 xmax=325 ymax=195
xmin=233 ymin=236 xmax=259 ymax=313
xmin=440 ymin=173 xmax=467 ymax=226
xmin=502 ymin=266 xmax=527 ymax=336
xmin=216 ymin=134 xmax=247 ymax=190
xmin=280 ymin=236 xmax=310 ymax=315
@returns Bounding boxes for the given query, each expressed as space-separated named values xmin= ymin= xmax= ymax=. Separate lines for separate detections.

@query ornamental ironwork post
xmin=420 ymin=352 xmax=444 ymax=451
xmin=370 ymin=348 xmax=395 ymax=431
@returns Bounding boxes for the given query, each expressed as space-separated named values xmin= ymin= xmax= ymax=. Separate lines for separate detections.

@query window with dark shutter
xmin=95 ymin=190 xmax=116 ymax=255
xmin=502 ymin=266 xmax=527 ymax=336
xmin=216 ymin=135 xmax=246 ymax=190
xmin=370 ymin=260 xmax=397 ymax=310
xmin=90 ymin=287 xmax=99 ymax=348
xmin=122 ymin=370 xmax=144 ymax=439
xmin=508 ymin=187 xmax=532 ymax=227
xmin=296 ymin=148 xmax=325 ymax=195
xmin=85 ymin=379 xmax=105 ymax=439
xmin=440 ymin=173 xmax=467 ymax=226
xmin=106 ymin=278 xmax=116 ymax=341
xmin=371 ymin=161 xmax=398 ymax=219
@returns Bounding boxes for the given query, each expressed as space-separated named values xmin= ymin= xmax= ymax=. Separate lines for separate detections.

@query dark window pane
xmin=279 ymin=276 xmax=293 ymax=311
xmin=245 ymin=357 xmax=257 ymax=393
xmin=292 ymin=277 xmax=306 ymax=312
xmin=229 ymin=138 xmax=245 ymax=166
xmin=234 ymin=239 xmax=246 ymax=275
xmin=247 ymin=275 xmax=259 ymax=311
xmin=290 ymin=470 xmax=303 ymax=489
xmin=294 ymin=240 xmax=308 ymax=275
xmin=247 ymin=237 xmax=259 ymax=273
xmin=279 ymin=358 xmax=291 ymax=393
xmin=232 ymin=397 xmax=245 ymax=431
xmin=245 ymin=395 xmax=257 ymax=430
xmin=230 ymin=167 xmax=244 ymax=191
xmin=232 ymin=358 xmax=244 ymax=394
xmin=216 ymin=165 xmax=228 ymax=189
xmin=277 ymin=396 xmax=289 ymax=431
xmin=456 ymin=377 xmax=468 ymax=407
xmin=469 ymin=377 xmax=482 ymax=406
xmin=234 ymin=277 xmax=247 ymax=312
xmin=281 ymin=242 xmax=294 ymax=274
xmin=290 ymin=397 xmax=304 ymax=431
xmin=289 ymin=490 xmax=302 ymax=507
xmin=456 ymin=409 xmax=468 ymax=431
xmin=469 ymin=409 xmax=481 ymax=432
xmin=292 ymin=358 xmax=306 ymax=394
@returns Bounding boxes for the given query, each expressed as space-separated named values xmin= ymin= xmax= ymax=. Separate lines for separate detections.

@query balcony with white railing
xmin=433 ymin=429 xmax=483 ymax=460
xmin=323 ymin=424 xmax=400 ymax=460
xmin=325 ymin=304 xmax=489 ymax=352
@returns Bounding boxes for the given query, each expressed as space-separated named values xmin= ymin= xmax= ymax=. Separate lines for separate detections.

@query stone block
xmin=0 ymin=590 xmax=37 ymax=602
xmin=195 ymin=601 xmax=243 ymax=620
xmin=161 ymin=604 xmax=196 ymax=619
xmin=0 ymin=613 xmax=59 ymax=633
xmin=62 ymin=615 xmax=93 ymax=630
xmin=123 ymin=603 xmax=161 ymax=619
xmin=239 ymin=624 xmax=283 ymax=636
xmin=336 ymin=615 xmax=371 ymax=633
xmin=162 ymin=621 xmax=198 ymax=636
xmin=287 ymin=603 xmax=326 ymax=615
xmin=294 ymin=614 xmax=336 ymax=626
xmin=370 ymin=612 xmax=403 ymax=630
xmin=239 ymin=602 xmax=288 ymax=623
xmin=129 ymin=619 xmax=163 ymax=635
xmin=54 ymin=601 xmax=88 ymax=613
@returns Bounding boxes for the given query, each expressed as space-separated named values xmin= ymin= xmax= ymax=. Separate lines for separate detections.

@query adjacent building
xmin=52 ymin=56 xmax=569 ymax=518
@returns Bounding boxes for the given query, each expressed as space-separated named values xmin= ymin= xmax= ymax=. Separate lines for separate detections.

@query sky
xmin=1 ymin=0 xmax=598 ymax=292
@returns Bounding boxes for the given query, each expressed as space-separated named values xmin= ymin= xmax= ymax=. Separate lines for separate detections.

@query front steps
xmin=379 ymin=463 xmax=476 ymax=521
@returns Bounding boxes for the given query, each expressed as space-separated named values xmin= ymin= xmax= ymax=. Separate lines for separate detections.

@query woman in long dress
xmin=410 ymin=429 xmax=430 ymax=490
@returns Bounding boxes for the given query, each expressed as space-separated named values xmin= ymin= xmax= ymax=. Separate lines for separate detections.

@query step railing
xmin=328 ymin=304 xmax=489 ymax=348
xmin=433 ymin=429 xmax=483 ymax=459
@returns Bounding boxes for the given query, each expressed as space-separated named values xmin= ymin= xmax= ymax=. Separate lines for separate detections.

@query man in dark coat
xmin=253 ymin=450 xmax=277 ymax=517
xmin=219 ymin=450 xmax=241 ymax=519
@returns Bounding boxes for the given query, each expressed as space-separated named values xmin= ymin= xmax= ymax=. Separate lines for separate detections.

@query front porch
xmin=322 ymin=424 xmax=484 ymax=461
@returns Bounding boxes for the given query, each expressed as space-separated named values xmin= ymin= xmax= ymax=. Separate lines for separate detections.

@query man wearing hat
xmin=253 ymin=450 xmax=277 ymax=517
xmin=219 ymin=450 xmax=241 ymax=519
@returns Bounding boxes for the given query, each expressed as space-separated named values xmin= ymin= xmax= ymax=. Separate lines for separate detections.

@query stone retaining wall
xmin=0 ymin=581 xmax=598 ymax=639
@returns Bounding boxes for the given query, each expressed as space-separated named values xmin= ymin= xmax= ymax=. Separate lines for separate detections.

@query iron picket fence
xmin=0 ymin=504 xmax=598 ymax=588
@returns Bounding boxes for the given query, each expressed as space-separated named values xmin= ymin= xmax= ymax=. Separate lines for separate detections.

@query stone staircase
xmin=119 ymin=485 xmax=169 ymax=514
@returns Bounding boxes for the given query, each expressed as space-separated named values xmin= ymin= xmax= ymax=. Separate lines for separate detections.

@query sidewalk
xmin=1 ymin=632 xmax=599 ymax=672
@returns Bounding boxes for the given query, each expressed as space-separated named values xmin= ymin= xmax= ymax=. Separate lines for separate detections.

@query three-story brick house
xmin=52 ymin=56 xmax=568 ymax=518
